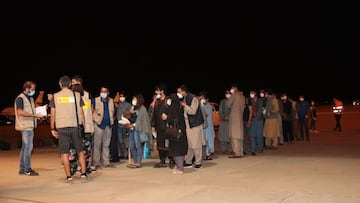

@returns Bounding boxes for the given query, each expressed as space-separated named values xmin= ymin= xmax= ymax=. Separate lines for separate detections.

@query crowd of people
xmin=14 ymin=77 xmax=344 ymax=183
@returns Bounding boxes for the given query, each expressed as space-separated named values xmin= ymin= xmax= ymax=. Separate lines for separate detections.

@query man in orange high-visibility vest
xmin=332 ymin=98 xmax=343 ymax=131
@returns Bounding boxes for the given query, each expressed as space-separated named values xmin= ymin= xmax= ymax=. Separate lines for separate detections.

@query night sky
xmin=1 ymin=4 xmax=358 ymax=110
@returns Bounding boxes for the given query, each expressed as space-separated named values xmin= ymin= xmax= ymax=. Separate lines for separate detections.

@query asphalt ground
xmin=0 ymin=105 xmax=359 ymax=203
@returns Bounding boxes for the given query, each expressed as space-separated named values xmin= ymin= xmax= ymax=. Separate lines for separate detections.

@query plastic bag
xmin=143 ymin=142 xmax=150 ymax=159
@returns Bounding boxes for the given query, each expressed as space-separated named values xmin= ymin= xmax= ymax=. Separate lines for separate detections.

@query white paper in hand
xmin=35 ymin=104 xmax=48 ymax=117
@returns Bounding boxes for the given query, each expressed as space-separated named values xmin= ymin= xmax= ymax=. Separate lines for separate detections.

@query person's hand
xmin=51 ymin=129 xmax=59 ymax=139
xmin=125 ymin=124 xmax=133 ymax=129
xmin=180 ymin=101 xmax=186 ymax=107
xmin=47 ymin=94 xmax=53 ymax=101
xmin=34 ymin=113 xmax=44 ymax=119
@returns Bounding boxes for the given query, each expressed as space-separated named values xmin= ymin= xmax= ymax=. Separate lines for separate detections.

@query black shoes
xmin=153 ymin=162 xmax=167 ymax=168
xmin=183 ymin=163 xmax=193 ymax=168
xmin=229 ymin=155 xmax=243 ymax=158
xmin=19 ymin=168 xmax=39 ymax=176
xmin=183 ymin=162 xmax=201 ymax=169
xmin=169 ymin=162 xmax=176 ymax=169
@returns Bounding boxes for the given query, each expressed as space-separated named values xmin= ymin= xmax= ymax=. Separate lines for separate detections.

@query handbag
xmin=210 ymin=102 xmax=221 ymax=127
xmin=164 ymin=119 xmax=182 ymax=142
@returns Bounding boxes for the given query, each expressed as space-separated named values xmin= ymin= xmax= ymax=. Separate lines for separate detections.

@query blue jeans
xmin=251 ymin=119 xmax=264 ymax=151
xmin=117 ymin=125 xmax=127 ymax=157
xmin=19 ymin=130 xmax=34 ymax=171
xmin=129 ymin=129 xmax=143 ymax=164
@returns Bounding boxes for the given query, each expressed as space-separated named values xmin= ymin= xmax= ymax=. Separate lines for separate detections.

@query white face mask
xmin=250 ymin=93 xmax=255 ymax=98
xmin=200 ymin=99 xmax=206 ymax=105
xmin=119 ymin=96 xmax=125 ymax=102
xmin=225 ymin=94 xmax=231 ymax=99
xmin=166 ymin=99 xmax=172 ymax=106
xmin=100 ymin=93 xmax=107 ymax=99
xmin=156 ymin=94 xmax=161 ymax=99
xmin=28 ymin=90 xmax=35 ymax=97
xmin=260 ymin=93 xmax=265 ymax=98
xmin=177 ymin=93 xmax=183 ymax=99
xmin=230 ymin=89 xmax=235 ymax=94
xmin=132 ymin=99 xmax=137 ymax=106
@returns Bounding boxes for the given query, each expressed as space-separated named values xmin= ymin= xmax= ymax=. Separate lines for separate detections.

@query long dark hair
xmin=134 ymin=93 xmax=145 ymax=110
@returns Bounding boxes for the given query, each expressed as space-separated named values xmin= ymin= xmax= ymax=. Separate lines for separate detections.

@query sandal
xmin=127 ymin=164 xmax=141 ymax=168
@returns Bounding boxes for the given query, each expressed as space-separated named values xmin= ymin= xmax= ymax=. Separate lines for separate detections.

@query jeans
xmin=117 ymin=125 xmax=127 ymax=157
xmin=251 ymin=119 xmax=264 ymax=151
xmin=19 ymin=130 xmax=34 ymax=171
xmin=129 ymin=129 xmax=143 ymax=164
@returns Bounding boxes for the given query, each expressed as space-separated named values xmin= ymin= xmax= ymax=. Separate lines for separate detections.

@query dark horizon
xmin=1 ymin=7 xmax=358 ymax=110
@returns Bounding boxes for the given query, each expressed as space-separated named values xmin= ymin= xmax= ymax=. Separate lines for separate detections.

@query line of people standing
xmin=16 ymin=76 xmax=329 ymax=181
xmin=220 ymin=85 xmax=319 ymax=159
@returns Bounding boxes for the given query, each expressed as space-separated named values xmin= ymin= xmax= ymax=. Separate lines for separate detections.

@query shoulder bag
xmin=164 ymin=119 xmax=182 ymax=142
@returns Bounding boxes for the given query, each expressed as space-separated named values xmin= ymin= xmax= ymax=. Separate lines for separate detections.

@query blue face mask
xmin=28 ymin=90 xmax=35 ymax=97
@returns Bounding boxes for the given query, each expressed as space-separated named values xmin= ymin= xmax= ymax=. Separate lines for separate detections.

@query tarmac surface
xmin=0 ymin=105 xmax=360 ymax=203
